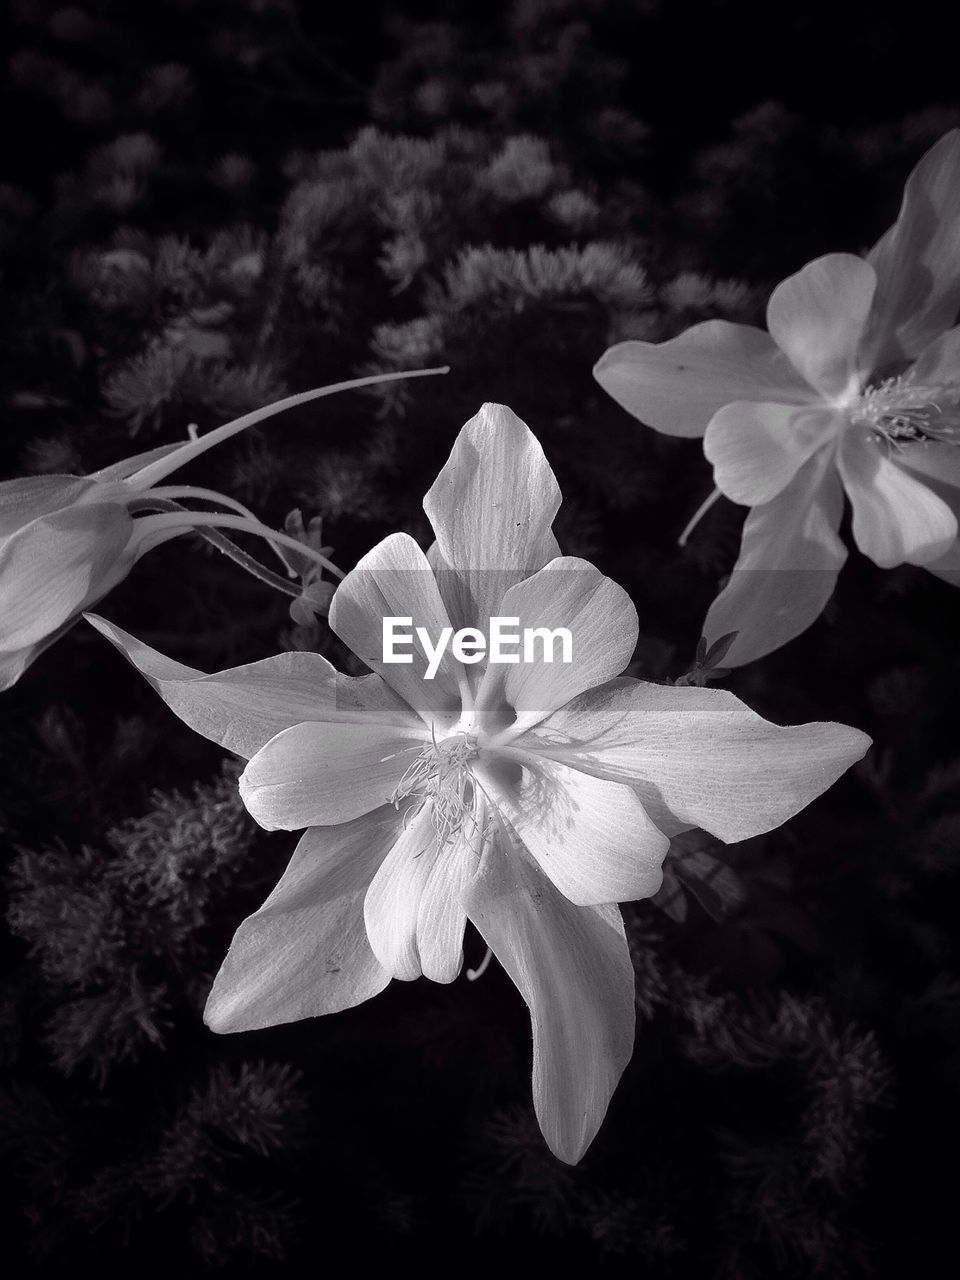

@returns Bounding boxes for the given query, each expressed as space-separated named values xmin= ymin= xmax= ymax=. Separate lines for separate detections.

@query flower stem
xmin=196 ymin=532 xmax=303 ymax=598
xmin=678 ymin=485 xmax=722 ymax=547
xmin=125 ymin=366 xmax=450 ymax=492
xmin=132 ymin=511 xmax=346 ymax=579
xmin=466 ymin=947 xmax=493 ymax=981
xmin=128 ymin=497 xmax=304 ymax=597
xmin=147 ymin=484 xmax=293 ymax=572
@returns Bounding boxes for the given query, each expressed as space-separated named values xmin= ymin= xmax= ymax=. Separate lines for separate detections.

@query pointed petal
xmin=704 ymin=400 xmax=841 ymax=505
xmin=475 ymin=557 xmax=638 ymax=734
xmin=239 ymin=720 xmax=429 ymax=830
xmin=838 ymin=429 xmax=957 ymax=567
xmin=514 ymin=676 xmax=870 ymax=845
xmin=328 ymin=532 xmax=463 ymax=729
xmin=204 ymin=807 xmax=400 ymax=1032
xmin=86 ymin=614 xmax=420 ymax=759
xmin=0 ymin=474 xmax=97 ymax=539
xmin=423 ymin=403 xmax=561 ymax=629
xmin=487 ymin=756 xmax=667 ymax=906
xmin=865 ymin=130 xmax=960 ymax=365
xmin=699 ymin=452 xmax=848 ymax=666
xmin=594 ymin=321 xmax=813 ymax=438
xmin=0 ymin=503 xmax=133 ymax=650
xmin=363 ymin=804 xmax=442 ymax=981
xmin=767 ymin=254 xmax=877 ymax=398
xmin=464 ymin=830 xmax=635 ymax=1164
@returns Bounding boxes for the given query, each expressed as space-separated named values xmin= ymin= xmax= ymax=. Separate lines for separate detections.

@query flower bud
xmin=0 ymin=476 xmax=136 ymax=690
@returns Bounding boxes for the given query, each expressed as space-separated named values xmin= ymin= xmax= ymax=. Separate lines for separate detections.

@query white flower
xmin=595 ymin=131 xmax=960 ymax=665
xmin=0 ymin=370 xmax=442 ymax=690
xmin=88 ymin=403 xmax=870 ymax=1163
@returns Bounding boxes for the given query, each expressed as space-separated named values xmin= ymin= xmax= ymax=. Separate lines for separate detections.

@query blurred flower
xmin=0 ymin=370 xmax=447 ymax=691
xmin=595 ymin=130 xmax=960 ymax=665
xmin=211 ymin=153 xmax=256 ymax=191
xmin=89 ymin=402 xmax=870 ymax=1163
xmin=480 ymin=135 xmax=557 ymax=202
xmin=135 ymin=64 xmax=192 ymax=115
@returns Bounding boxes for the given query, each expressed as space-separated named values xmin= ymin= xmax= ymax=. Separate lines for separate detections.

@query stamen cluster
xmin=853 ymin=374 xmax=960 ymax=448
xmin=390 ymin=731 xmax=484 ymax=846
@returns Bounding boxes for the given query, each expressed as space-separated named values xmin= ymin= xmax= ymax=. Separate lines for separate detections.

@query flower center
xmin=390 ymin=730 xmax=484 ymax=846
xmin=850 ymin=374 xmax=960 ymax=448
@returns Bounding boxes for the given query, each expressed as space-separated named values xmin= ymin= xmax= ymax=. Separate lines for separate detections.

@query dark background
xmin=2 ymin=1 xmax=959 ymax=1274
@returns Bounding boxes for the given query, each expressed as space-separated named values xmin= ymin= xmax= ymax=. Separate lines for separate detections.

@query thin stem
xmin=466 ymin=947 xmax=493 ymax=982
xmin=132 ymin=511 xmax=346 ymax=578
xmin=198 ymin=532 xmax=303 ymax=598
xmin=678 ymin=485 xmax=722 ymax=547
xmin=125 ymin=366 xmax=450 ymax=492
xmin=147 ymin=484 xmax=293 ymax=573
xmin=148 ymin=484 xmax=269 ymax=523
xmin=127 ymin=497 xmax=303 ymax=598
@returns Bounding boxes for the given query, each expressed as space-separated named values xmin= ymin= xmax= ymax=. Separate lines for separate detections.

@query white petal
xmin=363 ymin=804 xmax=442 ymax=981
xmin=86 ymin=614 xmax=420 ymax=760
xmin=923 ymin=538 xmax=960 ymax=587
xmin=892 ymin=447 xmax=960 ymax=584
xmin=329 ymin=532 xmax=464 ymax=729
xmin=700 ymin=451 xmax=848 ymax=666
xmin=239 ymin=720 xmax=429 ymax=830
xmin=594 ymin=321 xmax=813 ymax=438
xmin=0 ymin=503 xmax=133 ymax=650
xmin=416 ymin=826 xmax=474 ymax=983
xmin=767 ymin=254 xmax=877 ymax=397
xmin=0 ymin=623 xmax=76 ymax=693
xmin=865 ymin=130 xmax=960 ymax=365
xmin=204 ymin=807 xmax=400 ymax=1032
xmin=513 ymin=676 xmax=871 ymax=845
xmin=475 ymin=556 xmax=638 ymax=734
xmin=704 ymin=401 xmax=841 ymax=505
xmin=892 ymin=448 xmax=960 ymax=585
xmin=0 ymin=474 xmax=94 ymax=539
xmin=893 ymin=436 xmax=960 ymax=495
xmin=487 ymin=755 xmax=667 ymax=906
xmin=909 ymin=323 xmax=960 ymax=385
xmin=838 ymin=429 xmax=957 ymax=567
xmin=464 ymin=829 xmax=635 ymax=1165
xmin=423 ymin=402 xmax=561 ymax=629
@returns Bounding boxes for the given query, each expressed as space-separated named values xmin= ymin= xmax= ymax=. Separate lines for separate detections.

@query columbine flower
xmin=88 ymin=402 xmax=870 ymax=1164
xmin=594 ymin=130 xmax=960 ymax=666
xmin=0 ymin=369 xmax=444 ymax=690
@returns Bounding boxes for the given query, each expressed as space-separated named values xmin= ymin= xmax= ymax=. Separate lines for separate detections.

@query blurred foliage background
xmin=2 ymin=1 xmax=959 ymax=1274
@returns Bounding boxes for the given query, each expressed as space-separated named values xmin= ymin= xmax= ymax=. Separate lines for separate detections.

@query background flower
xmin=595 ymin=131 xmax=960 ymax=666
